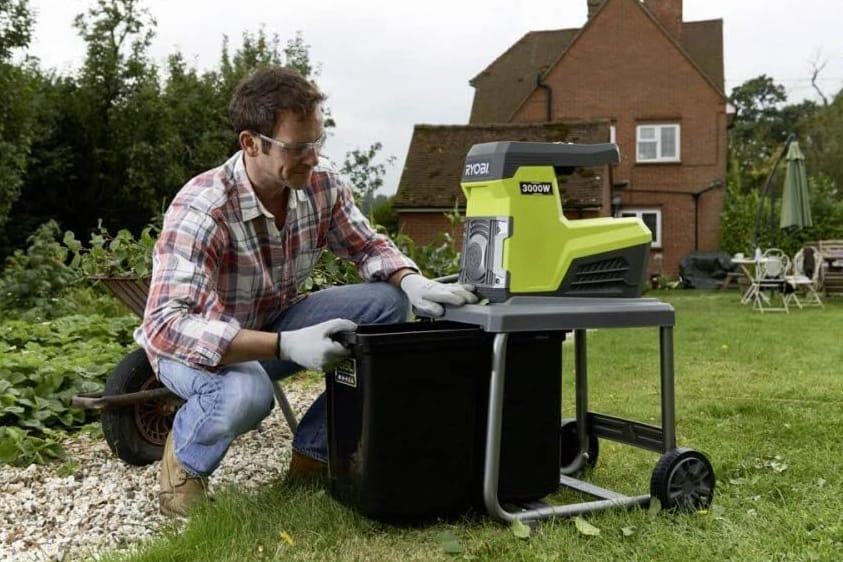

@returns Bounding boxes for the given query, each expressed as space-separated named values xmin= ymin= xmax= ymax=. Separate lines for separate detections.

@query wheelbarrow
xmin=71 ymin=277 xmax=299 ymax=466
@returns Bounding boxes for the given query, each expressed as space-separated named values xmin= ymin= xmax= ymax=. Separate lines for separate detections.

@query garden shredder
xmin=326 ymin=141 xmax=715 ymax=523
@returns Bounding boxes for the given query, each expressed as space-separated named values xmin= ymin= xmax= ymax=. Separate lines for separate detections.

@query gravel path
xmin=0 ymin=381 xmax=320 ymax=562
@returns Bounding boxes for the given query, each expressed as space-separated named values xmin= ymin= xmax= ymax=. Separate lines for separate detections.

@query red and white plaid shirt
xmin=135 ymin=151 xmax=417 ymax=371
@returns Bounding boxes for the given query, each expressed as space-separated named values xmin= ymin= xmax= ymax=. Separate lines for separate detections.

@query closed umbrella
xmin=779 ymin=141 xmax=812 ymax=231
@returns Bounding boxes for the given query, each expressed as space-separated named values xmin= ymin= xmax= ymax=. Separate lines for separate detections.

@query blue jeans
xmin=157 ymin=282 xmax=409 ymax=476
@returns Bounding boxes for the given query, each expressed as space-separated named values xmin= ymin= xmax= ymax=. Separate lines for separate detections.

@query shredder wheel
xmin=650 ymin=447 xmax=715 ymax=512
xmin=559 ymin=418 xmax=599 ymax=475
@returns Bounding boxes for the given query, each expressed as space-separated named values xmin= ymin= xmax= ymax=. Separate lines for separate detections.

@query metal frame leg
xmin=482 ymin=333 xmax=649 ymax=522
xmin=659 ymin=326 xmax=676 ymax=451
xmin=272 ymin=381 xmax=298 ymax=433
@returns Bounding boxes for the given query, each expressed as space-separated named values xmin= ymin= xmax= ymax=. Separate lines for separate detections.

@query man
xmin=135 ymin=66 xmax=477 ymax=517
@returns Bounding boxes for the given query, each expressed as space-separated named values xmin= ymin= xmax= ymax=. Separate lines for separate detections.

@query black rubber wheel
xmin=101 ymin=348 xmax=179 ymax=466
xmin=650 ymin=447 xmax=715 ymax=512
xmin=559 ymin=418 xmax=599 ymax=475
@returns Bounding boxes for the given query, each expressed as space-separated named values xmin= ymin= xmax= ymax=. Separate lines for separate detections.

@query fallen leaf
xmin=621 ymin=526 xmax=635 ymax=537
xmin=279 ymin=531 xmax=294 ymax=546
xmin=574 ymin=516 xmax=600 ymax=536
xmin=511 ymin=519 xmax=531 ymax=539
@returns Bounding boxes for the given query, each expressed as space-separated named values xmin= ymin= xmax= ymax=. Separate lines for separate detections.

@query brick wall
xmin=399 ymin=213 xmax=465 ymax=248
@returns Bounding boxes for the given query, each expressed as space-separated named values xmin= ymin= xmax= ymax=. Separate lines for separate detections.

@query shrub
xmin=0 ymin=220 xmax=76 ymax=317
xmin=63 ymin=220 xmax=158 ymax=279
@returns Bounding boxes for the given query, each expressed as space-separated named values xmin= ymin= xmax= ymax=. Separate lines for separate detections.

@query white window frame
xmin=636 ymin=124 xmax=680 ymax=163
xmin=621 ymin=208 xmax=662 ymax=249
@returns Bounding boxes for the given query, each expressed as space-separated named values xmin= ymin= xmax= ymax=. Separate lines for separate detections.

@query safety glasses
xmin=255 ymin=131 xmax=327 ymax=158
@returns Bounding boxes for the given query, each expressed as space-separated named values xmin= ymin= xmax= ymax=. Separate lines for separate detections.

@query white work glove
xmin=277 ymin=318 xmax=357 ymax=371
xmin=400 ymin=273 xmax=478 ymax=317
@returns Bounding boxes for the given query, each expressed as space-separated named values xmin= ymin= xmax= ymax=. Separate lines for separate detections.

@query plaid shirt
xmin=135 ymin=151 xmax=417 ymax=371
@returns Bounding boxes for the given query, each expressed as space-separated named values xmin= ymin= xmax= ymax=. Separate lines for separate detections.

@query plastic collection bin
xmin=327 ymin=321 xmax=562 ymax=523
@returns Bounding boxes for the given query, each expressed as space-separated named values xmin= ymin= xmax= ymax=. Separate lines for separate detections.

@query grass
xmin=101 ymin=291 xmax=843 ymax=561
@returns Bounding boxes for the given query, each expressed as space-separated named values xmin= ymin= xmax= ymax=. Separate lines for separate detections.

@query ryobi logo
xmin=519 ymin=182 xmax=553 ymax=195
xmin=464 ymin=161 xmax=491 ymax=177
xmin=333 ymin=359 xmax=357 ymax=388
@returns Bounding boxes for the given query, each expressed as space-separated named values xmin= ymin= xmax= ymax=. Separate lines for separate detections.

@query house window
xmin=636 ymin=124 xmax=680 ymax=163
xmin=621 ymin=208 xmax=662 ymax=248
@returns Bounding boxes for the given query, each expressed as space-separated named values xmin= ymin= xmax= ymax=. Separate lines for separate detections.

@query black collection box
xmin=327 ymin=321 xmax=562 ymax=523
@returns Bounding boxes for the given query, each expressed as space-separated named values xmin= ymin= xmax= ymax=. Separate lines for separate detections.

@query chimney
xmin=641 ymin=0 xmax=683 ymax=40
xmin=587 ymin=0 xmax=603 ymax=19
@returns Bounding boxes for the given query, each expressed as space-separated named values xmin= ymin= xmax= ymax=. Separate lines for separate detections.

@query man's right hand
xmin=277 ymin=318 xmax=357 ymax=371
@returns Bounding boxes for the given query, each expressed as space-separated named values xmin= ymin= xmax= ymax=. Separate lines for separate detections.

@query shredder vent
xmin=568 ymin=256 xmax=632 ymax=291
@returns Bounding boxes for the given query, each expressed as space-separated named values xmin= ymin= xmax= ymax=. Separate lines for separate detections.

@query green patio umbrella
xmin=779 ymin=140 xmax=812 ymax=231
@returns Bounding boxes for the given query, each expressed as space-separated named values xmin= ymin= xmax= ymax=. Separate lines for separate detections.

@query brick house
xmin=394 ymin=0 xmax=727 ymax=278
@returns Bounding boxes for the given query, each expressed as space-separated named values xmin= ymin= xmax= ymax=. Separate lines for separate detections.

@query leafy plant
xmin=0 ymin=220 xmax=76 ymax=316
xmin=64 ymin=220 xmax=158 ymax=279
xmin=0 ymin=312 xmax=138 ymax=466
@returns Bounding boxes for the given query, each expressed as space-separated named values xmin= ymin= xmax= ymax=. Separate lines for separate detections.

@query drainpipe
xmin=536 ymin=73 xmax=553 ymax=121
xmin=692 ymin=179 xmax=723 ymax=251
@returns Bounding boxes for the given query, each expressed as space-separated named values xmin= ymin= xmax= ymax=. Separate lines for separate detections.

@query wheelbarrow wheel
xmin=650 ymin=447 xmax=715 ymax=512
xmin=101 ymin=348 xmax=177 ymax=466
xmin=559 ymin=418 xmax=599 ymax=475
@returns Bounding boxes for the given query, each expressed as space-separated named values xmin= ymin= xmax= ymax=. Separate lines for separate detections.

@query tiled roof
xmin=468 ymin=5 xmax=724 ymax=123
xmin=680 ymin=19 xmax=724 ymax=93
xmin=468 ymin=29 xmax=579 ymax=124
xmin=394 ymin=121 xmax=610 ymax=209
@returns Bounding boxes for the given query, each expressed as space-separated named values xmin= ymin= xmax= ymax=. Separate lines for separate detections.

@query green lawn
xmin=103 ymin=291 xmax=843 ymax=562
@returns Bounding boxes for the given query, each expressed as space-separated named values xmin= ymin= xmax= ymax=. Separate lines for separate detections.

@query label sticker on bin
xmin=334 ymin=359 xmax=357 ymax=388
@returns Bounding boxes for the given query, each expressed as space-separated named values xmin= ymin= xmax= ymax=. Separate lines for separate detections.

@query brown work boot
xmin=285 ymin=450 xmax=328 ymax=485
xmin=159 ymin=432 xmax=209 ymax=518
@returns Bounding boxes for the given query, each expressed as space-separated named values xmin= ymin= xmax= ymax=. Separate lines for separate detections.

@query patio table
xmin=731 ymin=256 xmax=769 ymax=304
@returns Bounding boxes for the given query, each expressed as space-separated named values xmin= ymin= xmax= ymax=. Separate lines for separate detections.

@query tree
xmin=1 ymin=6 xmax=396 ymax=258
xmin=340 ymin=142 xmax=396 ymax=213
xmin=0 ymin=0 xmax=31 ymax=59
xmin=727 ymin=75 xmax=790 ymax=194
xmin=0 ymin=0 xmax=36 ymax=228
xmin=802 ymin=89 xmax=843 ymax=196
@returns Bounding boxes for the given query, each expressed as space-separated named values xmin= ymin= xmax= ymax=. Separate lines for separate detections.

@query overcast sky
xmin=24 ymin=0 xmax=843 ymax=195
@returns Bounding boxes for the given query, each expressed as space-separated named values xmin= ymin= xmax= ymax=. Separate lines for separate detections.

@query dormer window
xmin=636 ymin=124 xmax=680 ymax=163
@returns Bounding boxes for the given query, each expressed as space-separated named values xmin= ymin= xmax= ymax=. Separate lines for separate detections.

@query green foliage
xmin=301 ymin=251 xmax=361 ymax=293
xmin=371 ymin=195 xmax=399 ymax=236
xmin=0 ymin=312 xmax=138 ymax=465
xmin=63 ymin=220 xmax=158 ymax=279
xmin=0 ymin=0 xmax=37 ymax=229
xmin=719 ymin=185 xmax=761 ymax=255
xmin=802 ymin=89 xmax=843 ymax=195
xmin=0 ymin=220 xmax=76 ymax=315
xmin=393 ymin=232 xmax=461 ymax=279
xmin=340 ymin=142 xmax=396 ymax=211
xmin=0 ymin=0 xmax=33 ymax=60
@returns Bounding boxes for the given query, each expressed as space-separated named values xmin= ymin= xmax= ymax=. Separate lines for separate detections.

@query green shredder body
xmin=327 ymin=322 xmax=562 ymax=523
xmin=458 ymin=141 xmax=652 ymax=302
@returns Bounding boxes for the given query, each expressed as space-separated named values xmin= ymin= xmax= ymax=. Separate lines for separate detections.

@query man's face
xmin=251 ymin=106 xmax=325 ymax=191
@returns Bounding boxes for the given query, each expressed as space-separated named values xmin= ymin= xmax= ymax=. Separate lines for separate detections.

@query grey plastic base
xmin=442 ymin=296 xmax=675 ymax=332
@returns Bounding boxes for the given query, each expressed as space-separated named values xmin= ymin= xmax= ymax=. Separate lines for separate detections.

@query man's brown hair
xmin=228 ymin=66 xmax=326 ymax=136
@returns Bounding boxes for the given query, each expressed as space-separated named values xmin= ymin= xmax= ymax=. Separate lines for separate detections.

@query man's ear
xmin=239 ymin=131 xmax=260 ymax=157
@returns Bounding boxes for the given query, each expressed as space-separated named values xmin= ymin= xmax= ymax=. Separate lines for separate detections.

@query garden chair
xmin=751 ymin=249 xmax=790 ymax=313
xmin=785 ymin=246 xmax=824 ymax=309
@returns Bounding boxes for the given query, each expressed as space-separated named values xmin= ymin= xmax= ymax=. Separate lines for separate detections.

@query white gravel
xmin=0 ymin=381 xmax=321 ymax=562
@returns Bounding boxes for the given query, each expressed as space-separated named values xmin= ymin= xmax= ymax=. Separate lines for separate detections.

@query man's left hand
xmin=400 ymin=274 xmax=478 ymax=317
